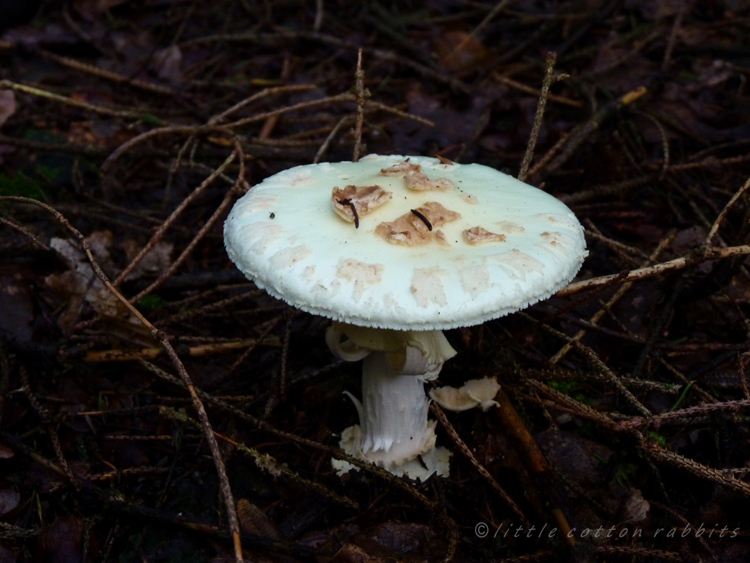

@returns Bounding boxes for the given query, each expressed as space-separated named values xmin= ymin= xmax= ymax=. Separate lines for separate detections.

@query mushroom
xmin=224 ymin=155 xmax=587 ymax=479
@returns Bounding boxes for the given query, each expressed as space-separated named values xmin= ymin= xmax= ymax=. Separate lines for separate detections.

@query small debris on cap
xmin=462 ymin=226 xmax=506 ymax=245
xmin=332 ymin=185 xmax=392 ymax=225
xmin=376 ymin=201 xmax=461 ymax=246
xmin=404 ymin=173 xmax=456 ymax=192
xmin=435 ymin=154 xmax=455 ymax=165
xmin=380 ymin=161 xmax=422 ymax=176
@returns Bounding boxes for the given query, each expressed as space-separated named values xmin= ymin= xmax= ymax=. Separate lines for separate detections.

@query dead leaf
xmin=237 ymin=499 xmax=283 ymax=539
xmin=434 ymin=30 xmax=495 ymax=74
xmin=329 ymin=544 xmax=377 ymax=563
xmin=360 ymin=522 xmax=434 ymax=553
xmin=0 ymin=546 xmax=14 ymax=563
xmin=394 ymin=83 xmax=498 ymax=155
xmin=0 ymin=269 xmax=35 ymax=341
xmin=624 ymin=0 xmax=696 ymax=19
xmin=235 ymin=499 xmax=295 ymax=563
xmin=586 ymin=41 xmax=656 ymax=94
xmin=0 ymin=90 xmax=16 ymax=128
xmin=120 ymin=239 xmax=173 ymax=281
xmin=152 ymin=45 xmax=183 ymax=84
xmin=616 ymin=488 xmax=651 ymax=523
xmin=46 ymin=233 xmax=138 ymax=334
xmin=72 ymin=0 xmax=131 ymax=22
xmin=0 ymin=489 xmax=20 ymax=516
xmin=34 ymin=515 xmax=94 ymax=563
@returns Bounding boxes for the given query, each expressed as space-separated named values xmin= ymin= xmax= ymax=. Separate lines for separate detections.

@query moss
xmin=0 ymin=172 xmax=44 ymax=200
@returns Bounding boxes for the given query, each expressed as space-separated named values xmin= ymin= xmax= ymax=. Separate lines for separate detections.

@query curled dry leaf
xmin=331 ymin=185 xmax=392 ymax=225
xmin=616 ymin=488 xmax=650 ymax=523
xmin=430 ymin=376 xmax=501 ymax=411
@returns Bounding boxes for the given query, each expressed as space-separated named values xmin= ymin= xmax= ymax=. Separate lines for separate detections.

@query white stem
xmin=326 ymin=325 xmax=455 ymax=476
xmin=357 ymin=351 xmax=438 ymax=466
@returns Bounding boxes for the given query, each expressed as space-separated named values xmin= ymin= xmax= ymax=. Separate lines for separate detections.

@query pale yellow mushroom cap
xmin=224 ymin=154 xmax=587 ymax=330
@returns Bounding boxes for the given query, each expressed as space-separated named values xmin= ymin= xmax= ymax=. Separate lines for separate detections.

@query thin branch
xmin=518 ymin=52 xmax=557 ymax=182
xmin=431 ymin=403 xmax=530 ymax=527
xmin=559 ymin=244 xmax=750 ymax=296
xmin=0 ymin=80 xmax=151 ymax=121
xmin=352 ymin=49 xmax=365 ymax=162
xmin=706 ymin=176 xmax=750 ymax=246
xmin=113 ymin=151 xmax=237 ymax=288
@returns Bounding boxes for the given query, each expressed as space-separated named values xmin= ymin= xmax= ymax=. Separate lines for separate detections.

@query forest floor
xmin=1 ymin=1 xmax=750 ymax=562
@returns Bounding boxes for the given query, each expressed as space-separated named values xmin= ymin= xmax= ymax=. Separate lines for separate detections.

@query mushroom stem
xmin=357 ymin=351 xmax=438 ymax=465
xmin=327 ymin=324 xmax=454 ymax=478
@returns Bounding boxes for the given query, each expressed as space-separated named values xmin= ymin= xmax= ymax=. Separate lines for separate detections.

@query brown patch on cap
xmin=337 ymin=258 xmax=385 ymax=300
xmin=404 ymin=173 xmax=455 ymax=192
xmin=434 ymin=230 xmax=449 ymax=246
xmin=461 ymin=193 xmax=478 ymax=204
xmin=496 ymin=221 xmax=524 ymax=233
xmin=380 ymin=162 xmax=422 ymax=176
xmin=462 ymin=226 xmax=506 ymax=245
xmin=376 ymin=202 xmax=461 ymax=247
xmin=411 ymin=267 xmax=447 ymax=307
xmin=541 ymin=231 xmax=565 ymax=247
xmin=332 ymin=185 xmax=392 ymax=224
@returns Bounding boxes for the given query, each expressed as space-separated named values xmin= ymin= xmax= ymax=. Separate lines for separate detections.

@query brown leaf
xmin=616 ymin=488 xmax=651 ymax=523
xmin=0 ymin=546 xmax=15 ymax=563
xmin=152 ymin=45 xmax=183 ymax=84
xmin=329 ymin=543 xmax=379 ymax=563
xmin=120 ymin=240 xmax=173 ymax=282
xmin=0 ymin=269 xmax=35 ymax=341
xmin=0 ymin=90 xmax=16 ymax=128
xmin=360 ymin=522 xmax=434 ymax=553
xmin=46 ymin=233 xmax=139 ymax=334
xmin=34 ymin=516 xmax=88 ymax=563
xmin=624 ymin=0 xmax=695 ymax=20
xmin=434 ymin=30 xmax=495 ymax=74
xmin=72 ymin=0 xmax=131 ymax=22
xmin=237 ymin=499 xmax=282 ymax=540
xmin=0 ymin=489 xmax=20 ymax=516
